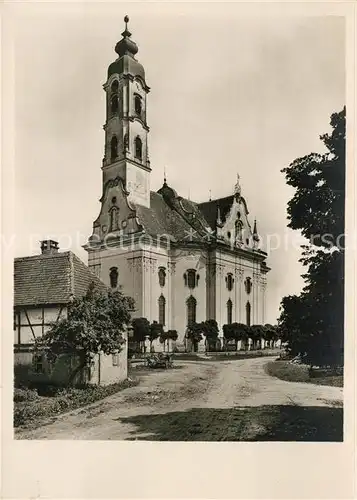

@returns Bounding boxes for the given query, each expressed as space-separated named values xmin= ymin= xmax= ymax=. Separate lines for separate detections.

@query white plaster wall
xmin=171 ymin=250 xmax=207 ymax=345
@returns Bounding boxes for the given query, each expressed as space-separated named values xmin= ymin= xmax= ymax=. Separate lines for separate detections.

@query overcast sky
xmin=12 ymin=3 xmax=345 ymax=323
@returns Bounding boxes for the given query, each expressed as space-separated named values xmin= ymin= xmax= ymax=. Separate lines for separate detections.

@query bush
xmin=14 ymin=378 xmax=138 ymax=428
xmin=14 ymin=388 xmax=39 ymax=402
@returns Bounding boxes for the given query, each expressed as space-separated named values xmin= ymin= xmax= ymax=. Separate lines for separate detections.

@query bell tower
xmin=102 ymin=16 xmax=151 ymax=207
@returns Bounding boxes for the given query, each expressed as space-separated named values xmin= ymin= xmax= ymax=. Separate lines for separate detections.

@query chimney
xmin=40 ymin=240 xmax=59 ymax=255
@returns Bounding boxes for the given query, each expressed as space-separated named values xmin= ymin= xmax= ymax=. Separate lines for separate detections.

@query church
xmin=85 ymin=17 xmax=270 ymax=350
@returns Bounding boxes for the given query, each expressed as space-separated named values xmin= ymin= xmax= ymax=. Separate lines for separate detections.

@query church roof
xmin=14 ymin=251 xmax=107 ymax=307
xmin=135 ymin=191 xmax=207 ymax=242
xmin=198 ymin=195 xmax=235 ymax=230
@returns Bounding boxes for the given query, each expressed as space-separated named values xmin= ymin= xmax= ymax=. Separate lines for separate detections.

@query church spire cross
xmin=122 ymin=15 xmax=131 ymax=37
xmin=234 ymin=173 xmax=241 ymax=198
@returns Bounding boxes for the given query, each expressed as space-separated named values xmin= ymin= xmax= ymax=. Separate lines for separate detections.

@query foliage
xmin=264 ymin=324 xmax=279 ymax=342
xmin=131 ymin=317 xmax=151 ymax=343
xmin=14 ymin=379 xmax=138 ymax=428
xmin=186 ymin=323 xmax=203 ymax=344
xmin=200 ymin=320 xmax=219 ymax=339
xmin=149 ymin=321 xmax=164 ymax=343
xmin=279 ymin=108 xmax=345 ymax=367
xmin=35 ymin=283 xmax=134 ymax=385
xmin=222 ymin=323 xmax=237 ymax=341
xmin=159 ymin=330 xmax=178 ymax=343
xmin=14 ymin=388 xmax=39 ymax=402
xmin=38 ymin=283 xmax=133 ymax=359
xmin=236 ymin=323 xmax=250 ymax=341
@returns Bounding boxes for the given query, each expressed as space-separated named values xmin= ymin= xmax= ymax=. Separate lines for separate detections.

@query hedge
xmin=14 ymin=379 xmax=138 ymax=428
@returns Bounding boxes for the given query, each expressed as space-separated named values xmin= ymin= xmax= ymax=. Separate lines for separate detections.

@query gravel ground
xmin=16 ymin=357 xmax=343 ymax=441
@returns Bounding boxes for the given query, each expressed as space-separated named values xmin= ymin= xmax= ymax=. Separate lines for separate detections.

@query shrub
xmin=14 ymin=388 xmax=39 ymax=402
xmin=14 ymin=379 xmax=138 ymax=428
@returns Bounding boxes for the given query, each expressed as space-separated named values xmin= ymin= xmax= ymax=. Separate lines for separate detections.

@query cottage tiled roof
xmin=14 ymin=251 xmax=107 ymax=307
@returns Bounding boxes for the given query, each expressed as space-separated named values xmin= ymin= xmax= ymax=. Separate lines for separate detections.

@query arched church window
xmin=245 ymin=277 xmax=252 ymax=294
xmin=158 ymin=295 xmax=166 ymax=326
xmin=187 ymin=296 xmax=197 ymax=327
xmin=109 ymin=267 xmax=118 ymax=289
xmin=226 ymin=273 xmax=234 ymax=291
xmin=111 ymin=95 xmax=119 ymax=114
xmin=158 ymin=267 xmax=166 ymax=287
xmin=109 ymin=206 xmax=119 ymax=232
xmin=134 ymin=136 xmax=142 ymax=160
xmin=246 ymin=301 xmax=251 ymax=327
xmin=111 ymin=80 xmax=119 ymax=93
xmin=134 ymin=95 xmax=142 ymax=116
xmin=110 ymin=136 xmax=118 ymax=160
xmin=235 ymin=220 xmax=243 ymax=241
xmin=186 ymin=269 xmax=197 ymax=289
xmin=227 ymin=299 xmax=233 ymax=325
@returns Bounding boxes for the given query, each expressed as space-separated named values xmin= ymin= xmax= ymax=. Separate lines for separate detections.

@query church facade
xmin=85 ymin=17 xmax=270 ymax=349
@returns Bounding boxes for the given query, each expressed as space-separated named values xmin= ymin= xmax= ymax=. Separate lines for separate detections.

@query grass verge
xmin=265 ymin=361 xmax=343 ymax=387
xmin=173 ymin=350 xmax=280 ymax=362
xmin=14 ymin=378 xmax=138 ymax=429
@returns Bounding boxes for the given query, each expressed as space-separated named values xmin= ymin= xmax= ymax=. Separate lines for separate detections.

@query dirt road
xmin=16 ymin=358 xmax=343 ymax=441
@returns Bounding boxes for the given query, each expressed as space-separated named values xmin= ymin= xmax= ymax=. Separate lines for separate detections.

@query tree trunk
xmin=67 ymin=356 xmax=87 ymax=387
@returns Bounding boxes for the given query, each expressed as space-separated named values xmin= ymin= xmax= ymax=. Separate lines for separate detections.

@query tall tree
xmin=279 ymin=107 xmax=345 ymax=366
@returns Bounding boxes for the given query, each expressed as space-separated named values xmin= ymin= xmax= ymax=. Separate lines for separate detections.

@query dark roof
xmin=14 ymin=251 xmax=107 ymax=307
xmin=198 ymin=195 xmax=235 ymax=230
xmin=136 ymin=191 xmax=211 ymax=243
xmin=108 ymin=55 xmax=146 ymax=82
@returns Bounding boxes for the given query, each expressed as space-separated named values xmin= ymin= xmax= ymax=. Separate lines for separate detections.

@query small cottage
xmin=14 ymin=240 xmax=128 ymax=386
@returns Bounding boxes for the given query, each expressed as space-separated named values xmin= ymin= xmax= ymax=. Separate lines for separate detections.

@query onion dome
xmin=108 ymin=16 xmax=146 ymax=81
xmin=157 ymin=178 xmax=178 ymax=209
xmin=115 ymin=16 xmax=138 ymax=57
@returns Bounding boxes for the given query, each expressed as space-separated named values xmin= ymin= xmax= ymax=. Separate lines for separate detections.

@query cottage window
xmin=227 ymin=299 xmax=233 ymax=325
xmin=110 ymin=136 xmax=118 ymax=160
xmin=246 ymin=301 xmax=251 ymax=327
xmin=158 ymin=295 xmax=166 ymax=326
xmin=158 ymin=267 xmax=166 ymax=287
xmin=109 ymin=267 xmax=118 ymax=288
xmin=112 ymin=353 xmax=119 ymax=366
xmin=187 ymin=296 xmax=197 ymax=327
xmin=134 ymin=136 xmax=142 ymax=160
xmin=33 ymin=353 xmax=44 ymax=374
xmin=226 ymin=273 xmax=234 ymax=291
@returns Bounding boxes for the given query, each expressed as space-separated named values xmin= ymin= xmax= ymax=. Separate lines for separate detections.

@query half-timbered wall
xmin=14 ymin=305 xmax=67 ymax=345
